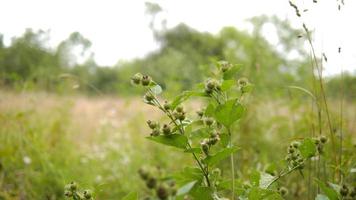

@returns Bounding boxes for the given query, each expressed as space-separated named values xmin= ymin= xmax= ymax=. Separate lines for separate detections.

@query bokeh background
xmin=0 ymin=0 xmax=355 ymax=199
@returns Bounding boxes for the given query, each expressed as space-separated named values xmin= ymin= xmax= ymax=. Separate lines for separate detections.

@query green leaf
xmin=223 ymin=64 xmax=242 ymax=80
xmin=315 ymin=180 xmax=339 ymax=200
xmin=171 ymin=91 xmax=207 ymax=109
xmin=248 ymin=187 xmax=283 ymax=200
xmin=203 ymin=146 xmax=239 ymax=166
xmin=259 ymin=172 xmax=275 ymax=189
xmin=316 ymin=194 xmax=330 ymax=200
xmin=250 ymin=171 xmax=261 ymax=187
xmin=205 ymin=103 xmax=216 ymax=117
xmin=173 ymin=167 xmax=204 ymax=184
xmin=147 ymin=134 xmax=188 ymax=149
xmin=299 ymin=138 xmax=317 ymax=158
xmin=221 ymin=80 xmax=235 ymax=91
xmin=214 ymin=99 xmax=245 ymax=128
xmin=122 ymin=192 xmax=138 ymax=200
xmin=190 ymin=187 xmax=213 ymax=200
xmin=176 ymin=181 xmax=197 ymax=196
xmin=150 ymin=84 xmax=162 ymax=95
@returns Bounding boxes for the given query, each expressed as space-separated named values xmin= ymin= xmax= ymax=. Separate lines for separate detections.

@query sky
xmin=1 ymin=0 xmax=355 ymax=75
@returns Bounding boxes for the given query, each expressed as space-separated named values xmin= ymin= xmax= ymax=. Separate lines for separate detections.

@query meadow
xmin=0 ymin=85 xmax=354 ymax=199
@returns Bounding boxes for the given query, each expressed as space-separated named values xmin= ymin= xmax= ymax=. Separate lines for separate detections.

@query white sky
xmin=1 ymin=0 xmax=355 ymax=75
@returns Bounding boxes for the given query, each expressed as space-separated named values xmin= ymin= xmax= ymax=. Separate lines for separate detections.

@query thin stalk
xmin=228 ymin=128 xmax=235 ymax=200
xmin=266 ymin=164 xmax=303 ymax=189
xmin=148 ymin=89 xmax=211 ymax=187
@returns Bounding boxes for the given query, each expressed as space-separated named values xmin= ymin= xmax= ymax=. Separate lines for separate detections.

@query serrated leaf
xmin=221 ymin=80 xmax=235 ymax=91
xmin=171 ymin=91 xmax=207 ymax=109
xmin=147 ymin=134 xmax=188 ymax=149
xmin=259 ymin=173 xmax=275 ymax=189
xmin=214 ymin=99 xmax=245 ymax=128
xmin=122 ymin=192 xmax=138 ymax=200
xmin=223 ymin=64 xmax=242 ymax=80
xmin=315 ymin=180 xmax=339 ymax=200
xmin=177 ymin=181 xmax=197 ymax=196
xmin=248 ymin=187 xmax=283 ymax=200
xmin=203 ymin=146 xmax=239 ymax=166
xmin=190 ymin=187 xmax=213 ymax=200
xmin=150 ymin=84 xmax=162 ymax=95
xmin=299 ymin=138 xmax=316 ymax=158
xmin=250 ymin=171 xmax=260 ymax=187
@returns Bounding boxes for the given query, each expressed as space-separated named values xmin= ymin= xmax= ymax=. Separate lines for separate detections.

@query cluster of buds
xmin=138 ymin=168 xmax=177 ymax=200
xmin=218 ymin=61 xmax=233 ymax=73
xmin=204 ymin=79 xmax=221 ymax=95
xmin=172 ymin=106 xmax=186 ymax=121
xmin=147 ymin=120 xmax=172 ymax=136
xmin=64 ymin=182 xmax=93 ymax=200
xmin=339 ymin=184 xmax=356 ymax=198
xmin=131 ymin=73 xmax=152 ymax=86
xmin=237 ymin=78 xmax=250 ymax=93
xmin=313 ymin=135 xmax=327 ymax=154
xmin=285 ymin=141 xmax=304 ymax=169
xmin=201 ymin=132 xmax=221 ymax=156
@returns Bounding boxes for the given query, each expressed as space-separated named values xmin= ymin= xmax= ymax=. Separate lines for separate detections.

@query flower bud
xmin=142 ymin=75 xmax=152 ymax=86
xmin=176 ymin=106 xmax=184 ymax=113
xmin=162 ymin=124 xmax=171 ymax=135
xmin=196 ymin=110 xmax=204 ymax=118
xmin=147 ymin=120 xmax=158 ymax=129
xmin=319 ymin=135 xmax=327 ymax=144
xmin=146 ymin=177 xmax=157 ymax=189
xmin=64 ymin=190 xmax=73 ymax=197
xmin=204 ymin=118 xmax=214 ymax=126
xmin=292 ymin=141 xmax=300 ymax=148
xmin=151 ymin=128 xmax=160 ymax=136
xmin=131 ymin=73 xmax=142 ymax=85
xmin=69 ymin=181 xmax=77 ymax=191
xmin=144 ymin=93 xmax=154 ymax=102
xmin=83 ymin=190 xmax=92 ymax=199
xmin=163 ymin=101 xmax=171 ymax=111
xmin=156 ymin=185 xmax=169 ymax=200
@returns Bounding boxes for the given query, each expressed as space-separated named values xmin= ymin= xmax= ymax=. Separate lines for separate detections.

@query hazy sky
xmin=1 ymin=0 xmax=355 ymax=75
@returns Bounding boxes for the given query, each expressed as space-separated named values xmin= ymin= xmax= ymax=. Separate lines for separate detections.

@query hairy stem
xmin=228 ymin=128 xmax=235 ymax=200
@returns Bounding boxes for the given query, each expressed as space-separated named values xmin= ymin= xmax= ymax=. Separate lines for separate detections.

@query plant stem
xmin=228 ymin=128 xmax=235 ymax=200
xmin=148 ymin=89 xmax=211 ymax=187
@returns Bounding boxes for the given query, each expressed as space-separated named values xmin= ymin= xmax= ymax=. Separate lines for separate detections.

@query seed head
xmin=83 ymin=190 xmax=92 ymax=199
xmin=162 ymin=124 xmax=171 ymax=135
xmin=141 ymin=75 xmax=152 ymax=86
xmin=163 ymin=101 xmax=171 ymax=111
xmin=131 ymin=73 xmax=142 ymax=85
xmin=320 ymin=135 xmax=327 ymax=144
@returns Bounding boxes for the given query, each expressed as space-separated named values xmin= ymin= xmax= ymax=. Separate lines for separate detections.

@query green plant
xmin=64 ymin=181 xmax=94 ymax=200
xmin=130 ymin=61 xmax=338 ymax=199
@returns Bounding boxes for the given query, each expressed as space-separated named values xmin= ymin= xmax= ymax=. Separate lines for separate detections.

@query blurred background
xmin=0 ymin=0 xmax=355 ymax=199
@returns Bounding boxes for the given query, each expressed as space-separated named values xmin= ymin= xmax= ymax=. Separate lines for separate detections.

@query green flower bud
xmin=146 ymin=177 xmax=157 ymax=189
xmin=156 ymin=185 xmax=169 ymax=200
xmin=138 ymin=168 xmax=150 ymax=180
xmin=238 ymin=78 xmax=248 ymax=87
xmin=147 ymin=120 xmax=158 ymax=129
xmin=69 ymin=181 xmax=77 ymax=191
xmin=144 ymin=93 xmax=154 ymax=102
xmin=64 ymin=190 xmax=73 ymax=197
xmin=292 ymin=141 xmax=300 ymax=148
xmin=206 ymin=80 xmax=216 ymax=90
xmin=176 ymin=106 xmax=184 ymax=113
xmin=163 ymin=101 xmax=171 ymax=111
xmin=320 ymin=135 xmax=327 ymax=144
xmin=151 ymin=128 xmax=160 ymax=136
xmin=131 ymin=73 xmax=142 ymax=85
xmin=204 ymin=118 xmax=214 ymax=126
xmin=162 ymin=124 xmax=171 ymax=135
xmin=279 ymin=187 xmax=288 ymax=196
xmin=142 ymin=75 xmax=152 ymax=86
xmin=83 ymin=190 xmax=92 ymax=199
xmin=288 ymin=147 xmax=295 ymax=154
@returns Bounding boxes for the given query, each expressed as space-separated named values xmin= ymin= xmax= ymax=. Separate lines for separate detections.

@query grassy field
xmin=0 ymin=90 xmax=355 ymax=199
